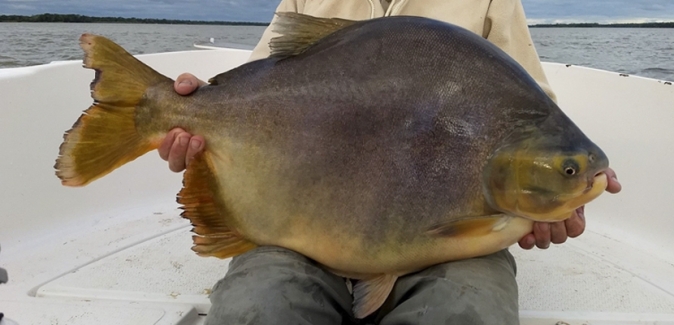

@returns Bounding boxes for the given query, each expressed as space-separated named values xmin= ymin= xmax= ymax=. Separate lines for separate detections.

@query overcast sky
xmin=1 ymin=0 xmax=673 ymax=23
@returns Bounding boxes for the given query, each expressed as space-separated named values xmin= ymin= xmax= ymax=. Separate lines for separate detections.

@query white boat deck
xmin=1 ymin=49 xmax=673 ymax=324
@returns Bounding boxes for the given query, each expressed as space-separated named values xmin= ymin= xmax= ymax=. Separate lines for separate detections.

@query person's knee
xmin=210 ymin=246 xmax=321 ymax=300
xmin=229 ymin=245 xmax=313 ymax=270
xmin=376 ymin=250 xmax=519 ymax=325
xmin=206 ymin=246 xmax=353 ymax=325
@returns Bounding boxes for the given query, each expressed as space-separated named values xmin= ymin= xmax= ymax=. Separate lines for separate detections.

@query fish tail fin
xmin=55 ymin=33 xmax=172 ymax=186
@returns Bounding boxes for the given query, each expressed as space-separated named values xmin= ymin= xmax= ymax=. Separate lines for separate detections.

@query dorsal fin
xmin=206 ymin=13 xmax=358 ymax=85
xmin=269 ymin=12 xmax=358 ymax=58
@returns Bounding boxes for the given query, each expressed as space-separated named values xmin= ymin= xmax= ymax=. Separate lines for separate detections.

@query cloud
xmin=7 ymin=4 xmax=35 ymax=10
xmin=0 ymin=0 xmax=278 ymax=21
xmin=0 ymin=0 xmax=672 ymax=22
xmin=640 ymin=3 xmax=666 ymax=11
xmin=522 ymin=0 xmax=674 ymax=23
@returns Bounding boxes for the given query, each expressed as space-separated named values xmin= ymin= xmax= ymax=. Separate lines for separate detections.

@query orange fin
xmin=426 ymin=214 xmax=511 ymax=237
xmin=178 ymin=153 xmax=257 ymax=259
xmin=55 ymin=34 xmax=171 ymax=186
xmin=353 ymin=274 xmax=397 ymax=319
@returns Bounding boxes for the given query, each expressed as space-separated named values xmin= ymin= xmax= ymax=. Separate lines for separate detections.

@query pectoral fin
xmin=352 ymin=274 xmax=397 ymax=319
xmin=426 ymin=214 xmax=511 ymax=237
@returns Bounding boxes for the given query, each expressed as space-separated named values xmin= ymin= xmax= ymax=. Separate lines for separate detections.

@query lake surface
xmin=0 ymin=23 xmax=672 ymax=81
xmin=0 ymin=23 xmax=267 ymax=67
xmin=531 ymin=27 xmax=674 ymax=81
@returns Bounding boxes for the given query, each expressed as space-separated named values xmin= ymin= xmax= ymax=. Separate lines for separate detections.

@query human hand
xmin=174 ymin=72 xmax=207 ymax=95
xmin=518 ymin=168 xmax=622 ymax=249
xmin=158 ymin=129 xmax=205 ymax=172
xmin=156 ymin=73 xmax=207 ymax=172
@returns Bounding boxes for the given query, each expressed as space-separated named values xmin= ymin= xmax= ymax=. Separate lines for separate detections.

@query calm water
xmin=532 ymin=27 xmax=674 ymax=81
xmin=0 ymin=23 xmax=267 ymax=67
xmin=0 ymin=23 xmax=672 ymax=81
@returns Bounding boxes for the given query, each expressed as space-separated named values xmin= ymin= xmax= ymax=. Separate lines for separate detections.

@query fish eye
xmin=561 ymin=159 xmax=580 ymax=177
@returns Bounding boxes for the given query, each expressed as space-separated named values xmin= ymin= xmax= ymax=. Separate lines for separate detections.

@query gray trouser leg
xmin=205 ymin=246 xmax=357 ymax=325
xmin=372 ymin=249 xmax=519 ymax=325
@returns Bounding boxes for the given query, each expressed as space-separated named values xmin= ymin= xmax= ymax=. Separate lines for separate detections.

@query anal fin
xmin=426 ymin=214 xmax=511 ymax=237
xmin=177 ymin=153 xmax=256 ymax=259
xmin=353 ymin=274 xmax=398 ymax=319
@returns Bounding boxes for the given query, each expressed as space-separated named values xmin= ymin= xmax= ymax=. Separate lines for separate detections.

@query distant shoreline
xmin=1 ymin=14 xmax=673 ymax=28
xmin=529 ymin=22 xmax=674 ymax=28
xmin=0 ymin=14 xmax=269 ymax=26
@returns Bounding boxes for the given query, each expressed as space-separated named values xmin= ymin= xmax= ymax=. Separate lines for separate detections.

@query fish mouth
xmin=555 ymin=171 xmax=608 ymax=220
xmin=558 ymin=171 xmax=608 ymax=202
xmin=521 ymin=171 xmax=609 ymax=222
xmin=584 ymin=171 xmax=608 ymax=195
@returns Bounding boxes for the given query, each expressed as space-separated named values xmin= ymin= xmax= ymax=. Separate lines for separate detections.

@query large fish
xmin=55 ymin=13 xmax=610 ymax=318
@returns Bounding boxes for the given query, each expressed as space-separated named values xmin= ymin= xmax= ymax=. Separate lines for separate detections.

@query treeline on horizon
xmin=530 ymin=22 xmax=674 ymax=28
xmin=0 ymin=13 xmax=269 ymax=26
xmin=1 ymin=13 xmax=673 ymax=28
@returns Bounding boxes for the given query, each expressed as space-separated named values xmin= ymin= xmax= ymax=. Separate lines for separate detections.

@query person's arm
xmin=483 ymin=0 xmax=557 ymax=102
